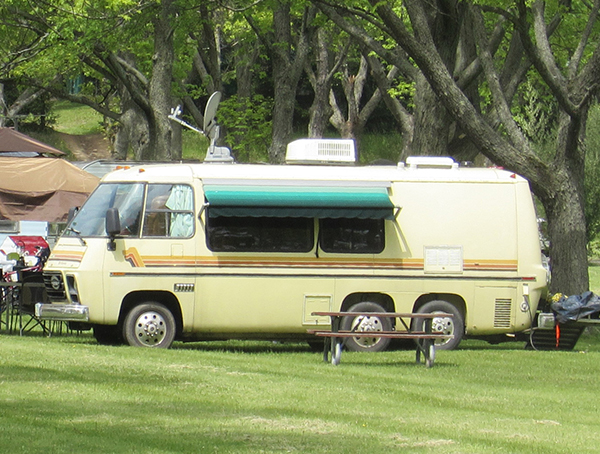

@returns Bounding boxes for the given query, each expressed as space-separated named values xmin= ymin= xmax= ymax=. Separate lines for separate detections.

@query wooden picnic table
xmin=309 ymin=311 xmax=454 ymax=367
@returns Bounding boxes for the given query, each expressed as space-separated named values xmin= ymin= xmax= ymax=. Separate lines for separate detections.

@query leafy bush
xmin=219 ymin=94 xmax=273 ymax=163
xmin=585 ymin=105 xmax=600 ymax=249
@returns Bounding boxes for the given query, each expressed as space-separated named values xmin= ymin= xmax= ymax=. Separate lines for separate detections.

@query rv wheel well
xmin=341 ymin=293 xmax=395 ymax=313
xmin=120 ymin=291 xmax=183 ymax=336
xmin=413 ymin=294 xmax=466 ymax=318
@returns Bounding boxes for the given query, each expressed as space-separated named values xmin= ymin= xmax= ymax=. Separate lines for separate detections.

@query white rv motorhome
xmin=36 ymin=142 xmax=548 ymax=350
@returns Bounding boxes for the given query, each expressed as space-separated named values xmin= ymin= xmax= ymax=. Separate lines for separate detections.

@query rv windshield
xmin=65 ymin=183 xmax=144 ymax=237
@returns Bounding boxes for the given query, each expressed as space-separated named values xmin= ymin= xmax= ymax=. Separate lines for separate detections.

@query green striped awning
xmin=203 ymin=185 xmax=394 ymax=219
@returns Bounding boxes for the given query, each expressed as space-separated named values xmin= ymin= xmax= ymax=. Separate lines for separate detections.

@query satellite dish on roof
xmin=168 ymin=91 xmax=233 ymax=163
xmin=203 ymin=91 xmax=221 ymax=138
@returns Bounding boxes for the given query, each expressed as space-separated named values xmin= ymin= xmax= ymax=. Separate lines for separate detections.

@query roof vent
xmin=404 ymin=156 xmax=458 ymax=170
xmin=286 ymin=139 xmax=356 ymax=164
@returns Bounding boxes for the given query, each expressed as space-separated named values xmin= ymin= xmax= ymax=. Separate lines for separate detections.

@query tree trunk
xmin=114 ymin=94 xmax=149 ymax=160
xmin=147 ymin=0 xmax=176 ymax=160
xmin=410 ymin=1 xmax=462 ymax=157
xmin=0 ymin=83 xmax=6 ymax=128
xmin=543 ymin=181 xmax=588 ymax=294
xmin=270 ymin=81 xmax=296 ymax=163
xmin=267 ymin=2 xmax=313 ymax=163
xmin=307 ymin=28 xmax=333 ymax=138
xmin=542 ymin=109 xmax=589 ymax=294
xmin=411 ymin=73 xmax=453 ymax=156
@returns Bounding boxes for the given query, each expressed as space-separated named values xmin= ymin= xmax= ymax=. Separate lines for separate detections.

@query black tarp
xmin=551 ymin=291 xmax=600 ymax=323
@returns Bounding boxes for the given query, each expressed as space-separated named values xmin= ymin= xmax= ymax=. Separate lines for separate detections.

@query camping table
xmin=309 ymin=311 xmax=454 ymax=367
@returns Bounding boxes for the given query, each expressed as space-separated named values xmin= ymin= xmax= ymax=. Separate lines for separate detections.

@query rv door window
xmin=206 ymin=216 xmax=313 ymax=252
xmin=320 ymin=218 xmax=385 ymax=253
xmin=142 ymin=184 xmax=194 ymax=238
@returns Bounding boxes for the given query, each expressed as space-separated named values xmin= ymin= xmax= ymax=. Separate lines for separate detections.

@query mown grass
xmin=588 ymin=264 xmax=600 ymax=293
xmin=1 ymin=331 xmax=600 ymax=454
xmin=50 ymin=100 xmax=104 ymax=136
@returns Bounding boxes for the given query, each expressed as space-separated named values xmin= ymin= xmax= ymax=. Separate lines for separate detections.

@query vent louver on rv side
xmin=286 ymin=139 xmax=356 ymax=164
xmin=494 ymin=298 xmax=512 ymax=328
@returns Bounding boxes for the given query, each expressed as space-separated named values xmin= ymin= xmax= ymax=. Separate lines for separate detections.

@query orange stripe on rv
xmin=49 ymin=250 xmax=85 ymax=262
xmin=123 ymin=247 xmax=145 ymax=267
xmin=119 ymin=248 xmax=517 ymax=272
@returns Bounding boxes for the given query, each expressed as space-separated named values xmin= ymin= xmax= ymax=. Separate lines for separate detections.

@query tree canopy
xmin=1 ymin=0 xmax=600 ymax=294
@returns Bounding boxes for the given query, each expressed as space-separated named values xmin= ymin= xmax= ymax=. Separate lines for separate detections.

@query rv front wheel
xmin=414 ymin=300 xmax=464 ymax=350
xmin=123 ymin=302 xmax=176 ymax=348
xmin=341 ymin=302 xmax=392 ymax=352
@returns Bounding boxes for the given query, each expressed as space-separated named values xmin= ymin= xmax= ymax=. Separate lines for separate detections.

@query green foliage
xmin=181 ymin=129 xmax=209 ymax=161
xmin=359 ymin=132 xmax=404 ymax=164
xmin=219 ymin=94 xmax=273 ymax=163
xmin=585 ymin=105 xmax=600 ymax=244
xmin=513 ymin=79 xmax=557 ymax=143
xmin=1 ymin=334 xmax=600 ymax=453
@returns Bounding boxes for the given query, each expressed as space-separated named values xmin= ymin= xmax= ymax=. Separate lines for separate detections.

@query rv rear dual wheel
xmin=123 ymin=302 xmax=176 ymax=348
xmin=414 ymin=300 xmax=464 ymax=350
xmin=341 ymin=302 xmax=392 ymax=352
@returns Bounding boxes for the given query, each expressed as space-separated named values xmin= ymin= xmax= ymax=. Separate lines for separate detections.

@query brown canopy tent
xmin=0 ymin=128 xmax=65 ymax=157
xmin=0 ymin=157 xmax=99 ymax=222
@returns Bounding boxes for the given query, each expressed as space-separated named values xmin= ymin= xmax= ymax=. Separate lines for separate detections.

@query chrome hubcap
xmin=134 ymin=311 xmax=167 ymax=346
xmin=351 ymin=315 xmax=384 ymax=347
xmin=430 ymin=313 xmax=454 ymax=346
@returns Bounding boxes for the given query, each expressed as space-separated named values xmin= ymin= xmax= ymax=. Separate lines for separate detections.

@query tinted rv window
xmin=320 ymin=218 xmax=385 ymax=253
xmin=207 ymin=216 xmax=314 ymax=252
xmin=142 ymin=184 xmax=194 ymax=238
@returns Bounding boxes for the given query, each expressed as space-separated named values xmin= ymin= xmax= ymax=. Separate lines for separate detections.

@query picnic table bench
xmin=309 ymin=311 xmax=454 ymax=368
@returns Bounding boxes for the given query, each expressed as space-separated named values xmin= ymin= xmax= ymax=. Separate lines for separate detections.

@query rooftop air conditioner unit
xmin=404 ymin=156 xmax=458 ymax=169
xmin=286 ymin=139 xmax=356 ymax=164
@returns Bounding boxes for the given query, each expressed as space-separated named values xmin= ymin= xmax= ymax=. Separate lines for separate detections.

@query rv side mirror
xmin=106 ymin=208 xmax=121 ymax=252
xmin=106 ymin=207 xmax=121 ymax=236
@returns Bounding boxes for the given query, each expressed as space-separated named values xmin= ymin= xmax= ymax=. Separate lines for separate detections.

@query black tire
xmin=414 ymin=300 xmax=464 ymax=350
xmin=340 ymin=302 xmax=392 ymax=352
xmin=123 ymin=302 xmax=176 ymax=348
xmin=93 ymin=324 xmax=124 ymax=345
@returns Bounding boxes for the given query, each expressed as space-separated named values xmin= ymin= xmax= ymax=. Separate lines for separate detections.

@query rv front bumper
xmin=35 ymin=303 xmax=89 ymax=322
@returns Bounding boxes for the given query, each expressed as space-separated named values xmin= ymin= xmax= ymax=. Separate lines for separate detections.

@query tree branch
xmin=314 ymin=1 xmax=418 ymax=81
xmin=515 ymin=0 xmax=577 ymax=115
xmin=471 ymin=5 xmax=530 ymax=153
xmin=569 ymin=0 xmax=600 ymax=77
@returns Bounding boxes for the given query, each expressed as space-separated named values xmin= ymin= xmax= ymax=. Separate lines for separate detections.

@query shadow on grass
xmin=173 ymin=340 xmax=316 ymax=354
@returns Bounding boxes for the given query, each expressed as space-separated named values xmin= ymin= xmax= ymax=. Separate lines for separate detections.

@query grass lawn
xmin=50 ymin=100 xmax=105 ymax=136
xmin=1 ymin=331 xmax=600 ymax=454
xmin=589 ymin=264 xmax=600 ymax=293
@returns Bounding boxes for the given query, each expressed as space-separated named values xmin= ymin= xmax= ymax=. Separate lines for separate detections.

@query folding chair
xmin=16 ymin=270 xmax=50 ymax=336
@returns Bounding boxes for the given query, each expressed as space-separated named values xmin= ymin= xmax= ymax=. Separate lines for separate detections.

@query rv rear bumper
xmin=35 ymin=303 xmax=89 ymax=322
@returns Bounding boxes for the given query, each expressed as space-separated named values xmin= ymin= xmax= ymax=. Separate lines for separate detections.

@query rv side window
xmin=142 ymin=184 xmax=194 ymax=238
xmin=206 ymin=216 xmax=314 ymax=252
xmin=320 ymin=218 xmax=385 ymax=253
